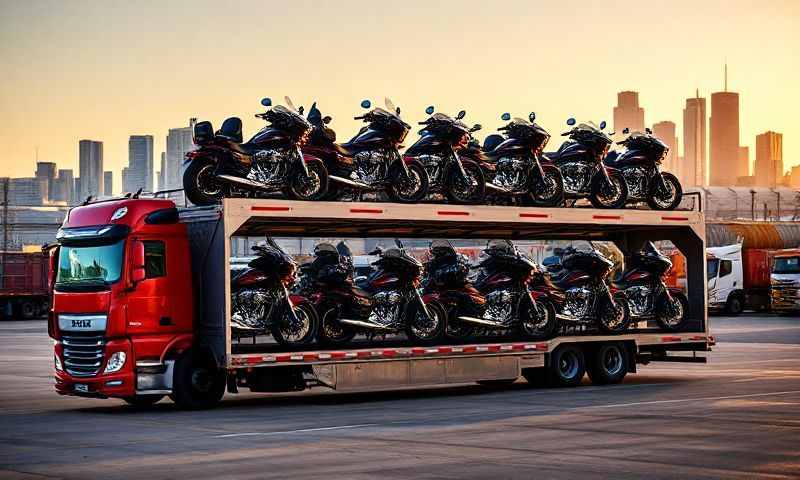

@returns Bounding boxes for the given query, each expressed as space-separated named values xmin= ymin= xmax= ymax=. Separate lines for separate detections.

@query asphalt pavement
xmin=0 ymin=315 xmax=798 ymax=479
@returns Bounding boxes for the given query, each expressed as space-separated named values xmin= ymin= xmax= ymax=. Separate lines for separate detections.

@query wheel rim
xmin=662 ymin=297 xmax=684 ymax=327
xmin=191 ymin=367 xmax=213 ymax=393
xmin=397 ymin=169 xmax=423 ymax=198
xmin=558 ymin=351 xmax=580 ymax=379
xmin=522 ymin=302 xmax=551 ymax=336
xmin=322 ymin=310 xmax=350 ymax=341
xmin=411 ymin=306 xmax=441 ymax=339
xmin=293 ymin=167 xmax=322 ymax=198
xmin=603 ymin=301 xmax=626 ymax=330
xmin=597 ymin=177 xmax=623 ymax=206
xmin=281 ymin=307 xmax=311 ymax=343
xmin=533 ymin=173 xmax=559 ymax=201
xmin=653 ymin=178 xmax=677 ymax=209
xmin=602 ymin=347 xmax=624 ymax=376
xmin=196 ymin=164 xmax=222 ymax=196
xmin=453 ymin=167 xmax=480 ymax=201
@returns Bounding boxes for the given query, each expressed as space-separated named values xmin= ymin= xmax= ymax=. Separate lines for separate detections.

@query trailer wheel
xmin=18 ymin=300 xmax=37 ymax=320
xmin=547 ymin=345 xmax=585 ymax=387
xmin=171 ymin=350 xmax=225 ymax=410
xmin=725 ymin=295 xmax=744 ymax=315
xmin=122 ymin=394 xmax=165 ymax=407
xmin=587 ymin=343 xmax=628 ymax=385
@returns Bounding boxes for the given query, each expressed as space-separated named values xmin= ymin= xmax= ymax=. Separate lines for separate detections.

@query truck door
xmin=714 ymin=259 xmax=735 ymax=305
xmin=127 ymin=239 xmax=175 ymax=334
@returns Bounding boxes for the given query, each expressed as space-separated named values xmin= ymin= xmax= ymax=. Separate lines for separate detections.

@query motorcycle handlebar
xmin=354 ymin=115 xmax=365 ymax=120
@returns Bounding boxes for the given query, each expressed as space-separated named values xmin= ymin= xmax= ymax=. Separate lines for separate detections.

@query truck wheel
xmin=171 ymin=350 xmax=225 ymax=410
xmin=18 ymin=300 xmax=37 ymax=320
xmin=587 ymin=343 xmax=628 ymax=385
xmin=123 ymin=394 xmax=165 ymax=407
xmin=547 ymin=344 xmax=586 ymax=387
xmin=725 ymin=295 xmax=744 ymax=315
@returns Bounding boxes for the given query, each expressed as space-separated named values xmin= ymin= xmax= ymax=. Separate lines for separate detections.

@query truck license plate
xmin=74 ymin=384 xmax=89 ymax=393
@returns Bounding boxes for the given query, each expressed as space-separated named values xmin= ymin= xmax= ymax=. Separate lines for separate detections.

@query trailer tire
xmin=171 ymin=350 xmax=225 ymax=410
xmin=587 ymin=343 xmax=628 ymax=385
xmin=547 ymin=345 xmax=585 ymax=387
xmin=18 ymin=300 xmax=38 ymax=320
xmin=725 ymin=294 xmax=744 ymax=315
xmin=122 ymin=394 xmax=165 ymax=407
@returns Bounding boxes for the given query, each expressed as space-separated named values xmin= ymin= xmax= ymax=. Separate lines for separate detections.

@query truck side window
xmin=719 ymin=259 xmax=732 ymax=278
xmin=143 ymin=241 xmax=166 ymax=278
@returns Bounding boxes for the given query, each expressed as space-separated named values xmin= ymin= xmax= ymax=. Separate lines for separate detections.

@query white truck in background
xmin=706 ymin=243 xmax=772 ymax=314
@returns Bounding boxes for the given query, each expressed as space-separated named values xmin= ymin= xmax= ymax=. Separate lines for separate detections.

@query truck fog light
xmin=104 ymin=352 xmax=127 ymax=373
xmin=54 ymin=353 xmax=63 ymax=371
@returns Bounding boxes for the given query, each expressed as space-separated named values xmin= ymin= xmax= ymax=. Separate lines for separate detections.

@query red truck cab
xmin=49 ymin=198 xmax=196 ymax=405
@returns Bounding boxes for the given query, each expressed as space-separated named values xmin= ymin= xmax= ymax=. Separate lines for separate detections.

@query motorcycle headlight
xmin=54 ymin=353 xmax=63 ymax=371
xmin=104 ymin=351 xmax=127 ymax=374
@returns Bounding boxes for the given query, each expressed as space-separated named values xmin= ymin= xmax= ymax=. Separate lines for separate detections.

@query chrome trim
xmin=58 ymin=314 xmax=108 ymax=332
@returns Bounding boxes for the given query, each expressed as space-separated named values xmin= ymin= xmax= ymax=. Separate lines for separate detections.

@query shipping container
xmin=0 ymin=251 xmax=50 ymax=319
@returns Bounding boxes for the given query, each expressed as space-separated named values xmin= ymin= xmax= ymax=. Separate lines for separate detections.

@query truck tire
xmin=586 ymin=343 xmax=628 ymax=385
xmin=546 ymin=344 xmax=586 ymax=387
xmin=123 ymin=394 xmax=165 ymax=407
xmin=171 ymin=350 xmax=225 ymax=410
xmin=725 ymin=294 xmax=744 ymax=315
xmin=18 ymin=300 xmax=37 ymax=320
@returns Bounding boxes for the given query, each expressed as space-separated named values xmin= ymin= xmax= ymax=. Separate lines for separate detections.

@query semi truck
xmin=706 ymin=243 xmax=774 ymax=314
xmin=771 ymin=248 xmax=800 ymax=312
xmin=48 ymin=197 xmax=711 ymax=409
xmin=1 ymin=251 xmax=50 ymax=319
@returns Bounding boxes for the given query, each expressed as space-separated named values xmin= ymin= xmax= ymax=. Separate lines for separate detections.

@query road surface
xmin=0 ymin=315 xmax=798 ymax=479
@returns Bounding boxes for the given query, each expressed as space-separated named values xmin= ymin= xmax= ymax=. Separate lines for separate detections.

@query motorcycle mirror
xmin=599 ymin=120 xmax=607 ymax=130
xmin=501 ymin=112 xmax=511 ymax=121
xmin=529 ymin=112 xmax=536 ymax=122
xmin=396 ymin=106 xmax=401 ymax=115
xmin=260 ymin=97 xmax=272 ymax=107
xmin=360 ymin=99 xmax=371 ymax=109
xmin=646 ymin=127 xmax=653 ymax=134
xmin=322 ymin=116 xmax=332 ymax=124
xmin=425 ymin=105 xmax=435 ymax=115
xmin=298 ymin=106 xmax=304 ymax=115
xmin=471 ymin=124 xmax=482 ymax=132
xmin=566 ymin=117 xmax=576 ymax=126
xmin=623 ymin=127 xmax=630 ymax=134
xmin=394 ymin=238 xmax=404 ymax=249
xmin=456 ymin=110 xmax=466 ymax=120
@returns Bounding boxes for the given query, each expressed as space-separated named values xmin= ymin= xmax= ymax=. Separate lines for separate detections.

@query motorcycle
xmin=545 ymin=119 xmax=628 ymax=209
xmin=613 ymin=242 xmax=689 ymax=331
xmin=605 ymin=128 xmax=683 ymax=210
xmin=302 ymin=99 xmax=429 ymax=203
xmin=421 ymin=240 xmax=486 ymax=340
xmin=547 ymin=246 xmax=631 ymax=333
xmin=456 ymin=240 xmax=560 ymax=340
xmin=183 ymin=97 xmax=329 ymax=206
xmin=461 ymin=112 xmax=564 ymax=207
xmin=230 ymin=238 xmax=319 ymax=346
xmin=404 ymin=107 xmax=486 ymax=204
xmin=300 ymin=239 xmax=445 ymax=345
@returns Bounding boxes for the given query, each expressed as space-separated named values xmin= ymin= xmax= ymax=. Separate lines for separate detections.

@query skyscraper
xmin=35 ymin=161 xmax=57 ymax=202
xmin=165 ymin=119 xmax=196 ymax=202
xmin=78 ymin=140 xmax=103 ymax=200
xmin=709 ymin=66 xmax=741 ymax=185
xmin=652 ymin=121 xmax=678 ymax=172
xmin=103 ymin=171 xmax=113 ymax=197
xmin=755 ymin=131 xmax=783 ymax=187
xmin=55 ymin=168 xmax=74 ymax=204
xmin=124 ymin=135 xmax=154 ymax=193
xmin=613 ymin=91 xmax=645 ymax=139
xmin=682 ymin=93 xmax=706 ymax=187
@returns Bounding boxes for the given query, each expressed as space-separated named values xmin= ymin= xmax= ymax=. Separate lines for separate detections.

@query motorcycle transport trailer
xmin=49 ymin=197 xmax=710 ymax=409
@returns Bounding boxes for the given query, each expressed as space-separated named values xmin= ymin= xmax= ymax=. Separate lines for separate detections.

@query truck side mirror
xmin=131 ymin=240 xmax=146 ymax=284
xmin=46 ymin=244 xmax=60 ymax=293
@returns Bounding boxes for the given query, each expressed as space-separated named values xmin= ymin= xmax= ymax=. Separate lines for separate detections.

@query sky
xmin=1 ymin=0 xmax=798 ymax=190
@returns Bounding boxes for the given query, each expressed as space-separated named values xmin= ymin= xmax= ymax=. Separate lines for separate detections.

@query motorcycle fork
xmin=449 ymin=146 xmax=469 ymax=181
xmin=598 ymin=158 xmax=614 ymax=187
xmin=653 ymin=164 xmax=668 ymax=191
xmin=281 ymin=284 xmax=301 ymax=325
xmin=413 ymin=288 xmax=433 ymax=321
xmin=393 ymin=148 xmax=412 ymax=181
xmin=295 ymin=146 xmax=310 ymax=178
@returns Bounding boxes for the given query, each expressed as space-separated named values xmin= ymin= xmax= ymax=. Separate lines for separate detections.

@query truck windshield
xmin=773 ymin=256 xmax=800 ymax=274
xmin=56 ymin=240 xmax=125 ymax=290
xmin=707 ymin=259 xmax=719 ymax=279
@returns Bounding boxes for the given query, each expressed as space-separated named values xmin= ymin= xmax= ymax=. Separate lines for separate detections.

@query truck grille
xmin=62 ymin=333 xmax=105 ymax=377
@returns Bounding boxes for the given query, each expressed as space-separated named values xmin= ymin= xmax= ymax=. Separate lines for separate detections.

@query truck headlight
xmin=104 ymin=352 xmax=127 ymax=373
xmin=54 ymin=353 xmax=63 ymax=371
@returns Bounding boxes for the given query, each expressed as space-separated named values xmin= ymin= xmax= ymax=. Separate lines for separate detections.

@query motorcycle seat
xmin=230 ymin=141 xmax=257 ymax=156
xmin=542 ymin=151 xmax=560 ymax=162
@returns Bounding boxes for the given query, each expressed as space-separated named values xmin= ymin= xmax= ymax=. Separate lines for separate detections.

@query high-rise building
xmin=613 ymin=91 xmax=645 ymax=140
xmin=682 ymin=93 xmax=707 ymax=187
xmin=652 ymin=121 xmax=678 ymax=172
xmin=158 ymin=152 xmax=166 ymax=191
xmin=103 ymin=171 xmax=113 ymax=197
xmin=755 ymin=131 xmax=783 ymax=187
xmin=709 ymin=67 xmax=741 ymax=185
xmin=165 ymin=119 xmax=196 ymax=202
xmin=124 ymin=135 xmax=154 ymax=193
xmin=35 ymin=162 xmax=57 ymax=202
xmin=53 ymin=168 xmax=74 ymax=204
xmin=78 ymin=140 xmax=103 ymax=200
xmin=6 ymin=178 xmax=47 ymax=205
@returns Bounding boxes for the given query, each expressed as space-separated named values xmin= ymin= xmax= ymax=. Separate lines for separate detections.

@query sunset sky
xmin=1 ymin=0 xmax=798 ymax=188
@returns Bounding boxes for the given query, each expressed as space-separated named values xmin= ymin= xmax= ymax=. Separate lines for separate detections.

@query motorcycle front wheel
xmin=271 ymin=302 xmax=319 ymax=347
xmin=589 ymin=171 xmax=628 ymax=209
xmin=597 ymin=295 xmax=631 ymax=334
xmin=318 ymin=307 xmax=357 ymax=347
xmin=285 ymin=159 xmax=329 ymax=201
xmin=519 ymin=298 xmax=559 ymax=340
xmin=647 ymin=172 xmax=683 ymax=210
xmin=656 ymin=291 xmax=689 ymax=332
xmin=183 ymin=158 xmax=225 ymax=206
xmin=387 ymin=162 xmax=429 ymax=203
xmin=528 ymin=165 xmax=565 ymax=207
xmin=406 ymin=300 xmax=446 ymax=344
xmin=445 ymin=159 xmax=486 ymax=204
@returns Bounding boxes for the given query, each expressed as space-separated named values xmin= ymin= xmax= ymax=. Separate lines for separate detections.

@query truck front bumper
xmin=54 ymin=338 xmax=137 ymax=399
xmin=771 ymin=288 xmax=800 ymax=311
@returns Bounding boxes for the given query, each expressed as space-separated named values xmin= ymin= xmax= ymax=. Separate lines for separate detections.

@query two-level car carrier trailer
xmin=50 ymin=197 xmax=711 ymax=409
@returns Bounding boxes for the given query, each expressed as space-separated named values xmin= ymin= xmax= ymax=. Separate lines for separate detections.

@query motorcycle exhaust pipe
xmin=457 ymin=316 xmax=505 ymax=328
xmin=216 ymin=174 xmax=273 ymax=191
xmin=485 ymin=183 xmax=511 ymax=194
xmin=329 ymin=175 xmax=372 ymax=190
xmin=338 ymin=318 xmax=394 ymax=331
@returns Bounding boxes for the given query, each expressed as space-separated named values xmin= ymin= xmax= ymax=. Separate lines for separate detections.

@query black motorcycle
xmin=404 ymin=107 xmax=486 ymax=204
xmin=546 ymin=119 xmax=628 ymax=209
xmin=302 ymin=99 xmax=429 ymax=203
xmin=183 ymin=97 xmax=329 ymax=206
xmin=547 ymin=246 xmax=631 ymax=333
xmin=613 ymin=242 xmax=689 ymax=331
xmin=230 ymin=238 xmax=319 ymax=346
xmin=605 ymin=128 xmax=683 ymax=210
xmin=461 ymin=112 xmax=564 ymax=207
xmin=456 ymin=240 xmax=560 ymax=340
